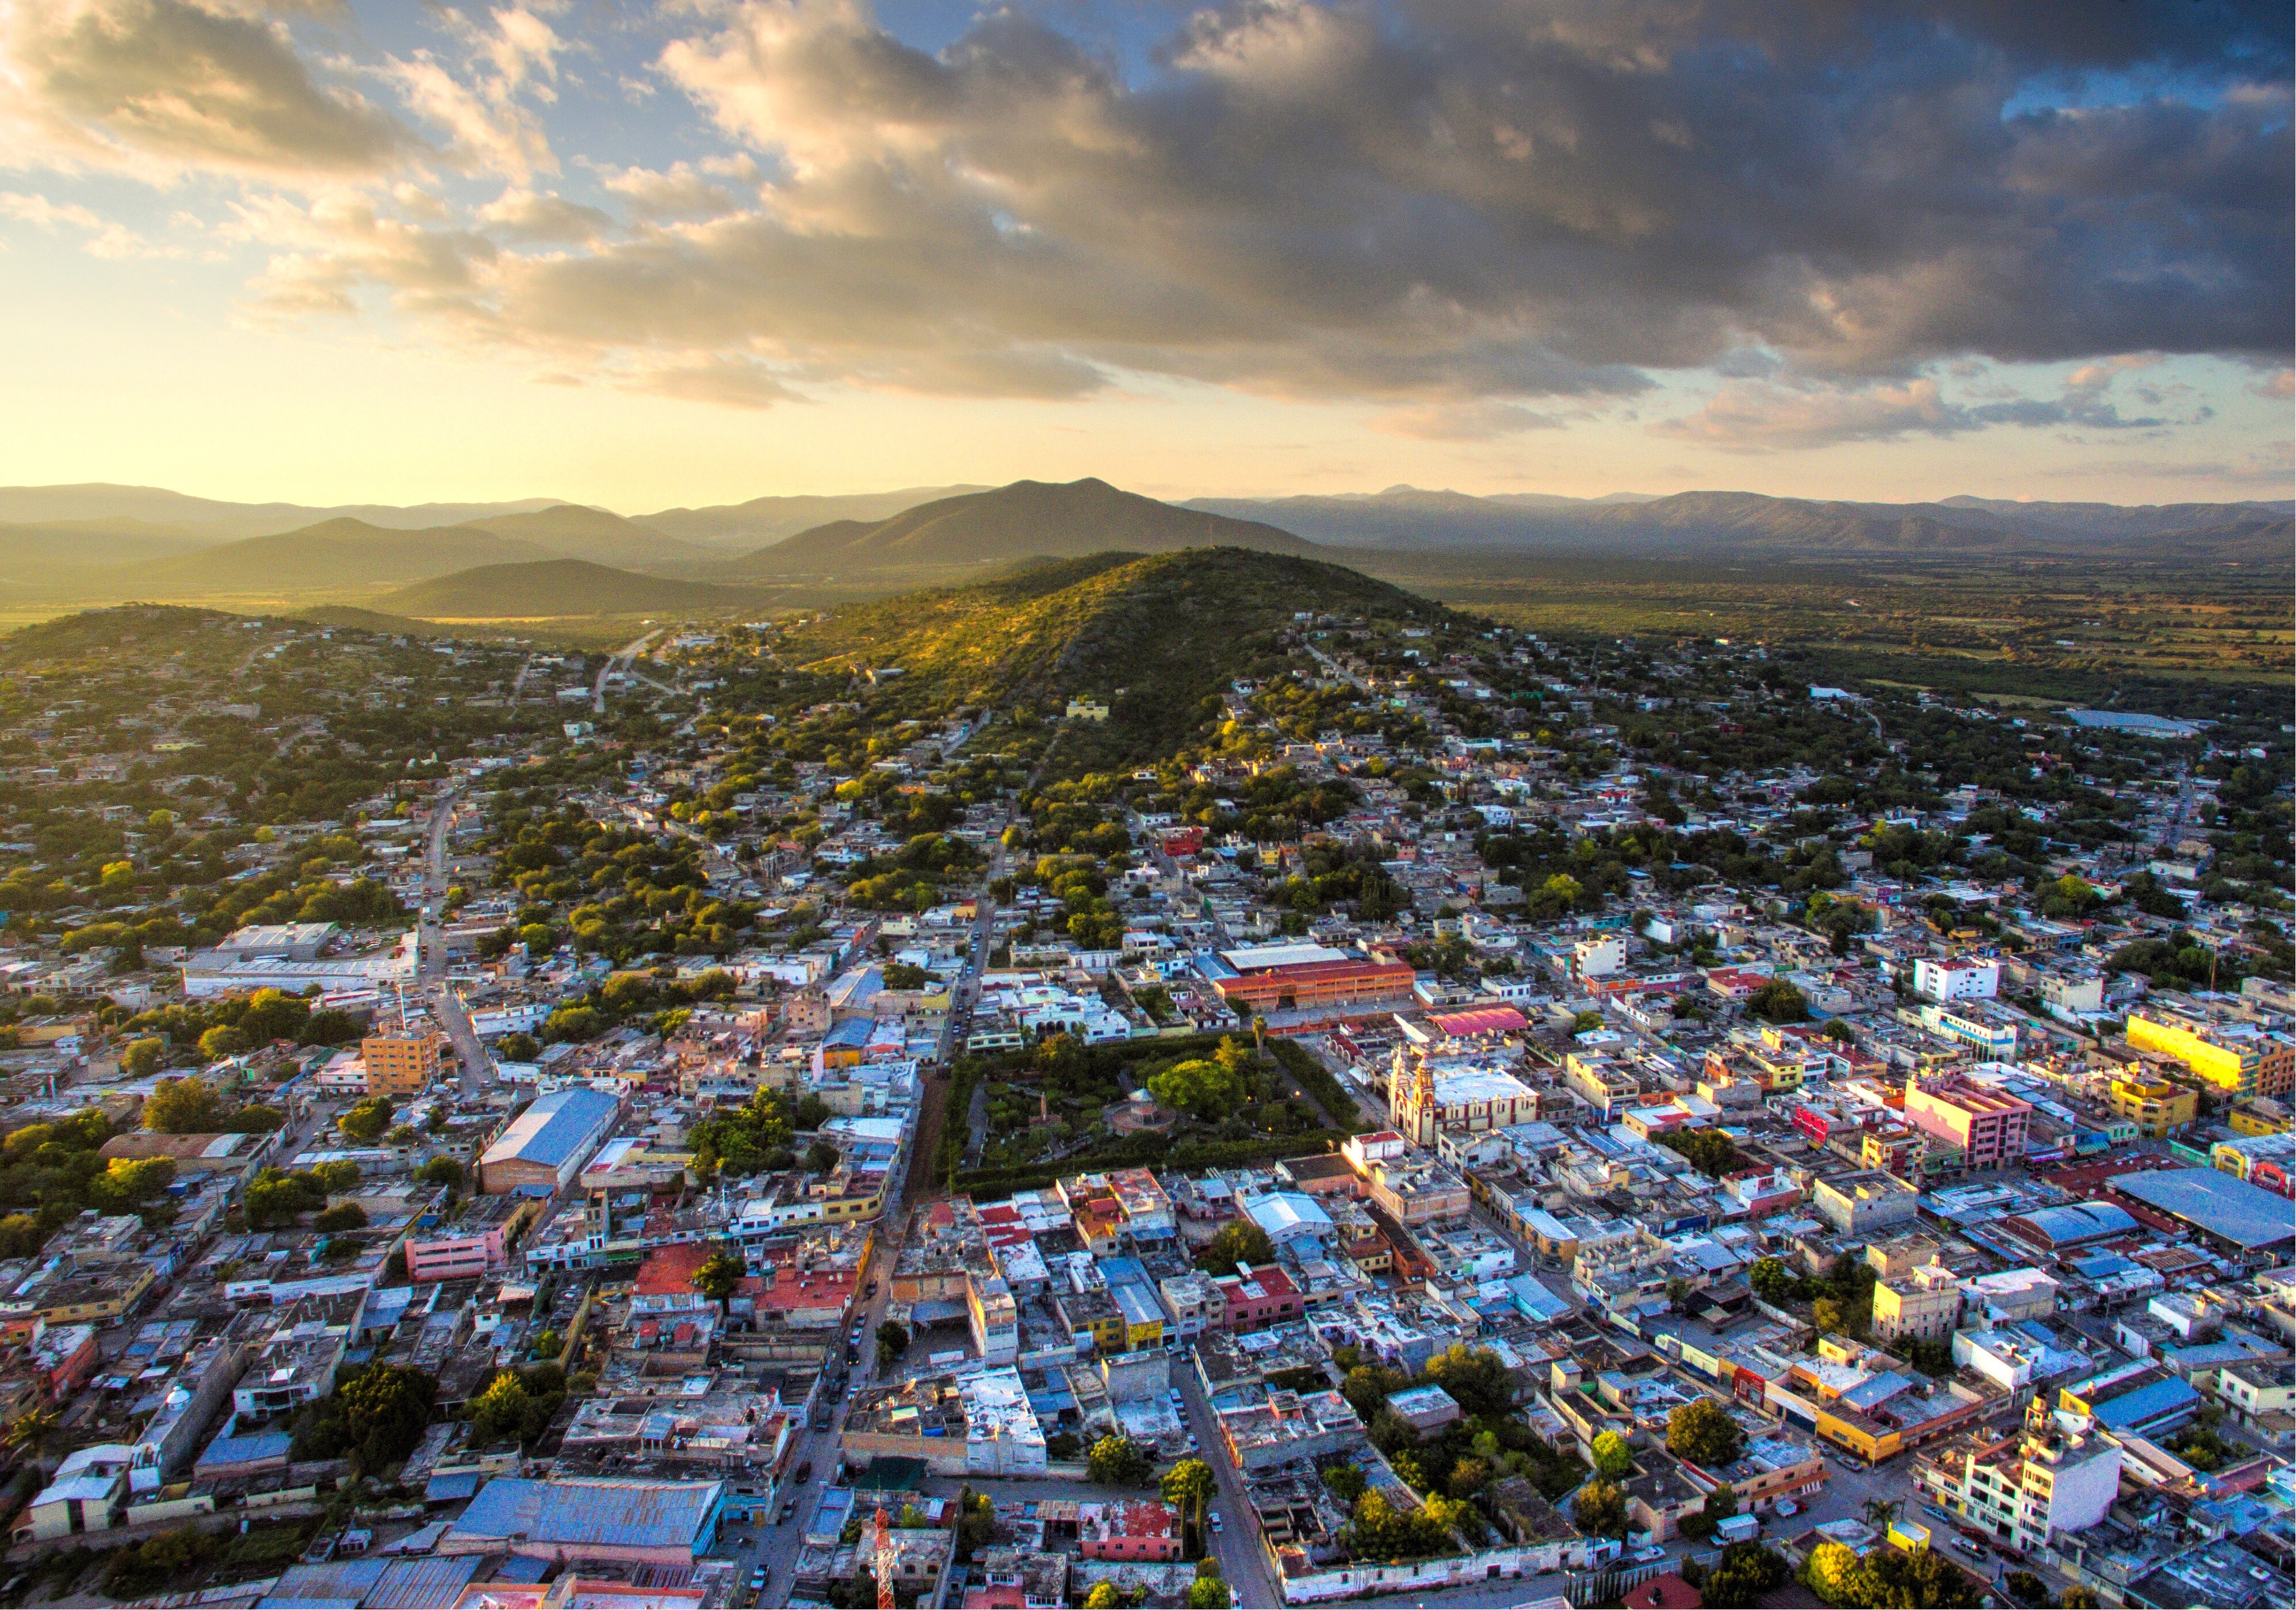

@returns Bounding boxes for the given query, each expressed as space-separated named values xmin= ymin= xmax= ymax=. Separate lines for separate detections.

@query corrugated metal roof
xmin=365 ymin=1555 xmax=480 ymax=1608
xmin=481 ymin=1087 xmax=620 ymax=1171
xmin=446 ymin=1476 xmax=722 ymax=1553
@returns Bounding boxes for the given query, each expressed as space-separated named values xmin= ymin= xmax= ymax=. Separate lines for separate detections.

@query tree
xmin=1704 ymin=1541 xmax=1789 ymax=1607
xmin=2056 ymin=1589 xmax=2100 ymax=1609
xmin=1086 ymin=1433 xmax=1155 ymax=1487
xmin=875 ymin=1320 xmax=910 ymax=1371
xmin=1196 ymin=1219 xmax=1275 ymax=1276
xmin=1812 ymin=1297 xmax=1847 ymax=1337
xmin=289 ymin=1363 xmax=437 ymax=1470
xmin=224 ymin=1104 xmax=285 ymax=1133
xmin=143 ymin=1076 xmax=225 ymax=1133
xmin=338 ymin=1097 xmax=394 ymax=1142
xmin=1746 ymin=979 xmax=1809 ymax=1023
xmin=1164 ymin=1457 xmax=1218 ymax=1546
xmin=1084 ymin=1586 xmax=1121 ymax=1609
xmin=803 ymin=1140 xmax=841 ymax=1175
xmin=496 ymin=1031 xmax=541 ymax=1062
xmin=2002 ymin=1571 xmax=2050 ymax=1608
xmin=1322 ymin=1463 xmax=1367 ymax=1503
xmin=691 ymin=1248 xmax=746 ymax=1318
xmin=1574 ymin=1479 xmax=1628 ymax=1539
xmin=466 ymin=1370 xmax=557 ymax=1446
xmin=1340 ymin=1363 xmax=1410 ymax=1424
xmin=1420 ymin=1344 xmax=1516 ymax=1418
xmin=1187 ymin=1577 xmax=1229 ymax=1608
xmin=1590 ymin=1430 xmax=1634 ymax=1481
xmin=197 ymin=1024 xmax=250 ymax=1061
xmin=1667 ymin=1397 xmax=1747 ymax=1469
xmin=1750 ymin=1256 xmax=1800 ymax=1305
xmin=420 ymin=1156 xmax=464 ymax=1191
xmin=313 ymin=1202 xmax=368 ymax=1232
xmin=121 ymin=1038 xmax=165 ymax=1078
xmin=1681 ymin=1482 xmax=1739 ymax=1543
xmin=1804 ymin=1540 xmax=1866 ymax=1606
xmin=1861 ymin=1497 xmax=1903 ymax=1534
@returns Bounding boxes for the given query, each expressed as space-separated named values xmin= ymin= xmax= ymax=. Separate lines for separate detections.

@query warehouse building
xmin=439 ymin=1475 xmax=724 ymax=1565
xmin=2105 ymin=1168 xmax=2296 ymax=1264
xmin=480 ymin=1087 xmax=622 ymax=1195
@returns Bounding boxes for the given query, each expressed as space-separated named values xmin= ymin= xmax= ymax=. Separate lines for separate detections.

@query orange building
xmin=1203 ymin=943 xmax=1415 ymax=1014
xmin=361 ymin=1029 xmax=447 ymax=1096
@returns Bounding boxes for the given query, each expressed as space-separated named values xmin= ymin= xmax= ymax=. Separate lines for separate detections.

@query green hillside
xmin=783 ymin=546 xmax=1440 ymax=764
xmin=137 ymin=518 xmax=557 ymax=596
xmin=374 ymin=558 xmax=767 ymax=618
xmin=722 ymin=477 xmax=1315 ymax=579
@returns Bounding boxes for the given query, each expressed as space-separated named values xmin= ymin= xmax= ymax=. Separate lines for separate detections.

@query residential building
xmin=1903 ymin=1077 xmax=2031 ymax=1170
xmin=1913 ymin=1402 xmax=2119 ymax=1554
xmin=1872 ymin=1265 xmax=1961 ymax=1343
xmin=360 ymin=1028 xmax=447 ymax=1096
xmin=1811 ymin=1169 xmax=1922 ymax=1236
xmin=2107 ymin=1076 xmax=2196 ymax=1138
xmin=1913 ymin=957 xmax=1999 ymax=1003
xmin=2125 ymin=1011 xmax=2295 ymax=1102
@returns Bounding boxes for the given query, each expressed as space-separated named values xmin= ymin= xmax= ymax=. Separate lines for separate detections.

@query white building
xmin=1573 ymin=935 xmax=1626 ymax=978
xmin=1912 ymin=955 xmax=2000 ymax=1003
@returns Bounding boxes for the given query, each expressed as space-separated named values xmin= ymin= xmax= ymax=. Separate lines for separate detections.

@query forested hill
xmin=778 ymin=547 xmax=1445 ymax=767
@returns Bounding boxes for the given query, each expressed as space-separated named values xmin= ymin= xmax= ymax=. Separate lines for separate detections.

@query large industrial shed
xmin=438 ymin=1475 xmax=725 ymax=1565
xmin=479 ymin=1087 xmax=621 ymax=1195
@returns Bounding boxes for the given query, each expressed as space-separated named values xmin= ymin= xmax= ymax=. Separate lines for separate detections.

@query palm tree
xmin=1250 ymin=1016 xmax=1268 ymax=1060
xmin=1861 ymin=1497 xmax=1903 ymax=1533
xmin=690 ymin=1246 xmax=745 ymax=1321
xmin=3 ymin=1408 xmax=59 ymax=1471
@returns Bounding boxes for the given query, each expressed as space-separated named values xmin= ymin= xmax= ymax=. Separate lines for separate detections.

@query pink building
xmin=1903 ymin=1077 xmax=2031 ymax=1170
xmin=1078 ymin=1500 xmax=1180 ymax=1562
xmin=1212 ymin=1262 xmax=1301 ymax=1332
xmin=402 ymin=1198 xmax=530 ymax=1283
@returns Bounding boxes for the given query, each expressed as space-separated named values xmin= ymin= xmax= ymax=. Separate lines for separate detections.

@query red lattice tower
xmin=873 ymin=1503 xmax=895 ymax=1610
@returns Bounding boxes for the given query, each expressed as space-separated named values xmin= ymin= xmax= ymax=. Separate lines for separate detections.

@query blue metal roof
xmin=446 ymin=1475 xmax=724 ymax=1555
xmin=484 ymin=1086 xmax=619 ymax=1170
xmin=2113 ymin=1169 xmax=2296 ymax=1252
xmin=2091 ymin=1374 xmax=2200 ymax=1433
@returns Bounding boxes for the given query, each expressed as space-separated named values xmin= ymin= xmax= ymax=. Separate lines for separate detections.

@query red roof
xmin=1429 ymin=1005 xmax=1528 ymax=1037
xmin=1623 ymin=1574 xmax=1704 ymax=1610
xmin=633 ymin=1242 xmax=713 ymax=1297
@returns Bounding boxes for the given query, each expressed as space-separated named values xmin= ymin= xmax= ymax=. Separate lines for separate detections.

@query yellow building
xmin=2229 ymin=1099 xmax=2291 ymax=1137
xmin=1872 ymin=1264 xmax=1962 ymax=1343
xmin=2125 ymin=1012 xmax=2294 ymax=1101
xmin=2106 ymin=1076 xmax=2196 ymax=1138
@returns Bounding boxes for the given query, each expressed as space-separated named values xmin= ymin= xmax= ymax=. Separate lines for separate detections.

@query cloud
xmin=0 ymin=190 xmax=103 ymax=230
xmin=0 ymin=0 xmax=410 ymax=181
xmin=1653 ymin=377 xmax=1973 ymax=450
xmin=1654 ymin=351 xmax=2199 ymax=449
xmin=479 ymin=186 xmax=610 ymax=243
xmin=629 ymin=353 xmax=805 ymax=409
xmin=17 ymin=0 xmax=2286 ymax=420
xmin=1371 ymin=400 xmax=1567 ymax=440
xmin=594 ymin=160 xmax=742 ymax=224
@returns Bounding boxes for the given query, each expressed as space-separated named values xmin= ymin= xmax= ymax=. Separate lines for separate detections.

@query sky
xmin=0 ymin=0 xmax=2289 ymax=513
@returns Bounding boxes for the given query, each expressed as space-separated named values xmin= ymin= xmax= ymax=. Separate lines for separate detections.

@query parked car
xmin=795 ymin=1461 xmax=813 ymax=1484
xmin=749 ymin=1569 xmax=767 ymax=1591
xmin=1208 ymin=1509 xmax=1222 ymax=1533
xmin=778 ymin=1501 xmax=797 ymax=1524
xmin=1631 ymin=1545 xmax=1667 ymax=1565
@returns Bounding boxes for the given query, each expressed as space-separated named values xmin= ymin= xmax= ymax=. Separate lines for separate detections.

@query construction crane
xmin=873 ymin=1503 xmax=895 ymax=1610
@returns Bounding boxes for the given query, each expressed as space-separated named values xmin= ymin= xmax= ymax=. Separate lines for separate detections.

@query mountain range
xmin=0 ymin=476 xmax=2283 ymax=615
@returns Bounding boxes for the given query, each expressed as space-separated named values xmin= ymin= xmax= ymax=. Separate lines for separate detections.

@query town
xmin=0 ymin=580 xmax=2284 ymax=1610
